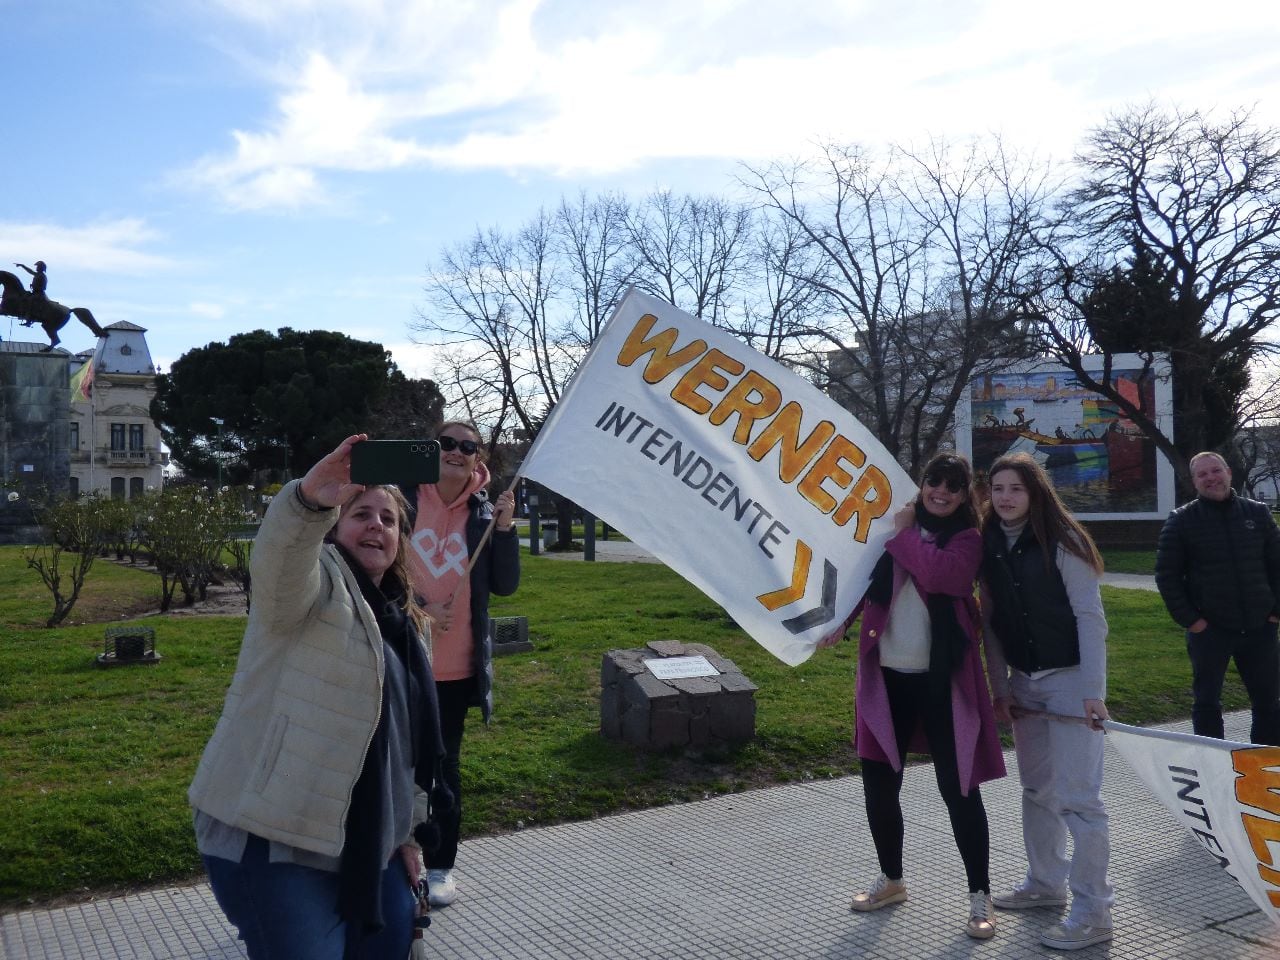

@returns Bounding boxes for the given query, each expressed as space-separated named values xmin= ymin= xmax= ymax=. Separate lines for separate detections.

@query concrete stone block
xmin=646 ymin=639 xmax=686 ymax=657
xmin=599 ymin=685 xmax=620 ymax=740
xmin=600 ymin=645 xmax=756 ymax=750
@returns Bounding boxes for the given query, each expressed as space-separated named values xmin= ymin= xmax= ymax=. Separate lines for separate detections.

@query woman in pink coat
xmin=844 ymin=453 xmax=1006 ymax=939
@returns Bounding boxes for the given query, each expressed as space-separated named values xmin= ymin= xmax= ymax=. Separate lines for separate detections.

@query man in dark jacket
xmin=1155 ymin=452 xmax=1280 ymax=744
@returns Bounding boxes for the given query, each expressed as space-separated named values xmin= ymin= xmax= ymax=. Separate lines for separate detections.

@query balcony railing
xmin=73 ymin=448 xmax=166 ymax=467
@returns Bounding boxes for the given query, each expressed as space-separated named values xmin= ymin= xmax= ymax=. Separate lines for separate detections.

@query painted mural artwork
xmin=970 ymin=369 xmax=1159 ymax=513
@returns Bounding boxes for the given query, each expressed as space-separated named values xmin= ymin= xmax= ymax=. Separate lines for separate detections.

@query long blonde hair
xmin=983 ymin=452 xmax=1103 ymax=574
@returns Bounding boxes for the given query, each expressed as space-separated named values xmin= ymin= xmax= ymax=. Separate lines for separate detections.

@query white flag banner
xmin=520 ymin=288 xmax=916 ymax=665
xmin=1107 ymin=721 xmax=1280 ymax=928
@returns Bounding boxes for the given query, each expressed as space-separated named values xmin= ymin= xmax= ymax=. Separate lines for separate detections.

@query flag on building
xmin=1107 ymin=721 xmax=1280 ymax=929
xmin=519 ymin=288 xmax=916 ymax=666
xmin=69 ymin=357 xmax=94 ymax=404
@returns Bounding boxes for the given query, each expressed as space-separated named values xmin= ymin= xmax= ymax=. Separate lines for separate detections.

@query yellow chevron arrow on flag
xmin=757 ymin=540 xmax=812 ymax=611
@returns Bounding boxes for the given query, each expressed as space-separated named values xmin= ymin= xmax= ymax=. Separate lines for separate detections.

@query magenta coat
xmin=853 ymin=525 xmax=1006 ymax=795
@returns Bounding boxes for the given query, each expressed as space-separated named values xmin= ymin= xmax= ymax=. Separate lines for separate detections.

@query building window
xmin=129 ymin=477 xmax=144 ymax=499
xmin=111 ymin=477 xmax=126 ymax=499
xmin=69 ymin=422 xmax=79 ymax=449
xmin=120 ymin=344 xmax=132 ymax=356
xmin=110 ymin=423 xmax=126 ymax=451
xmin=129 ymin=424 xmax=145 ymax=451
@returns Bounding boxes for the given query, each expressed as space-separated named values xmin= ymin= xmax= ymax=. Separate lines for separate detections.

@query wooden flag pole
xmin=446 ymin=473 xmax=524 ymax=609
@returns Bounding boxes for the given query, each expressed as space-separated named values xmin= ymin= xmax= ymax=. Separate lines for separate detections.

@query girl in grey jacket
xmin=981 ymin=452 xmax=1113 ymax=952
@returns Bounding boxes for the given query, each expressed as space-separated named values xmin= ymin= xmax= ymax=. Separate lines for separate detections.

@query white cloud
xmin=188 ymin=302 xmax=227 ymax=320
xmin=383 ymin=338 xmax=441 ymax=379
xmin=0 ymin=219 xmax=178 ymax=274
xmin=188 ymin=0 xmax=1280 ymax=208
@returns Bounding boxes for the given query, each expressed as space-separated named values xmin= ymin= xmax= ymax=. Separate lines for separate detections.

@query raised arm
xmin=299 ymin=434 xmax=368 ymax=510
xmin=886 ymin=526 xmax=982 ymax=597
xmin=249 ymin=435 xmax=368 ymax=627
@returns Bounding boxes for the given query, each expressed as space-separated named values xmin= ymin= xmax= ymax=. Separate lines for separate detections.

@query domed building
xmin=67 ymin=321 xmax=167 ymax=499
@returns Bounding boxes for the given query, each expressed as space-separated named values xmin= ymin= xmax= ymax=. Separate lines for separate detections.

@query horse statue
xmin=0 ymin=270 xmax=107 ymax=350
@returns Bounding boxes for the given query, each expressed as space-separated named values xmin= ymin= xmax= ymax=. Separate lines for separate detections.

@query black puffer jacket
xmin=982 ymin=524 xmax=1080 ymax=674
xmin=1155 ymin=493 xmax=1280 ymax=632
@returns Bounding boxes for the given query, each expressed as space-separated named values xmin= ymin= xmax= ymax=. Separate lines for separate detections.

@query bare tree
xmin=556 ymin=191 xmax=637 ymax=348
xmin=743 ymin=138 xmax=1046 ymax=476
xmin=731 ymin=206 xmax=828 ymax=360
xmin=894 ymin=138 xmax=1048 ymax=468
xmin=23 ymin=493 xmax=109 ymax=627
xmin=745 ymin=146 xmax=921 ymax=458
xmin=1030 ymin=104 xmax=1280 ymax=494
xmin=417 ymin=229 xmax=519 ymax=424
xmin=1232 ymin=359 xmax=1280 ymax=500
xmin=414 ymin=219 xmax=564 ymax=441
xmin=491 ymin=209 xmax=565 ymax=428
xmin=626 ymin=190 xmax=755 ymax=325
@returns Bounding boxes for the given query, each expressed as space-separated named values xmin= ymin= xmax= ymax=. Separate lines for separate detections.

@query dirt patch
xmin=73 ymin=559 xmax=249 ymax=623
xmin=145 ymin=579 xmax=248 ymax=618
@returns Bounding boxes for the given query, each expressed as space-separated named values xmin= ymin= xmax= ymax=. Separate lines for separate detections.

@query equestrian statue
xmin=1 ymin=261 xmax=107 ymax=350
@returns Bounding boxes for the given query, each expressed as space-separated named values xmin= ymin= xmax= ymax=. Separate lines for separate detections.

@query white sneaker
xmin=427 ymin=868 xmax=457 ymax=907
xmin=850 ymin=872 xmax=908 ymax=912
xmin=992 ymin=883 xmax=1070 ymax=910
xmin=1040 ymin=920 xmax=1112 ymax=950
xmin=966 ymin=891 xmax=996 ymax=940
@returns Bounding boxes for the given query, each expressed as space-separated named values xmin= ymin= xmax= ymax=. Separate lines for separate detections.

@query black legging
xmin=860 ymin=667 xmax=990 ymax=893
xmin=433 ymin=676 xmax=476 ymax=871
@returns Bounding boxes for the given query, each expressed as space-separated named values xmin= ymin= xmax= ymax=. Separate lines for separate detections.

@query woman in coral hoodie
xmin=402 ymin=420 xmax=520 ymax=907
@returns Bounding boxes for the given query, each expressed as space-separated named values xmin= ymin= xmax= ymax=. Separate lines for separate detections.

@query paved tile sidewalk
xmin=3 ymin=712 xmax=1274 ymax=959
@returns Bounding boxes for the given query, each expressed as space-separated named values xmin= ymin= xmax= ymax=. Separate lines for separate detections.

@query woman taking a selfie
xmin=190 ymin=434 xmax=450 ymax=959
xmin=402 ymin=420 xmax=520 ymax=907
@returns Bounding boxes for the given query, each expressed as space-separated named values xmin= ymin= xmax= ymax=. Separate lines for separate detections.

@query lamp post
xmin=211 ymin=417 xmax=224 ymax=488
xmin=527 ymin=492 xmax=540 ymax=556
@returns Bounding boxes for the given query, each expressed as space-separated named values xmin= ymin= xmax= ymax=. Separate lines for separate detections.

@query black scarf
xmin=866 ymin=501 xmax=972 ymax=698
xmin=333 ymin=546 xmax=450 ymax=958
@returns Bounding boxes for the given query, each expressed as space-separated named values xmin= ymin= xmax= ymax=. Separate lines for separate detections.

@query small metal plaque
xmin=644 ymin=655 xmax=718 ymax=680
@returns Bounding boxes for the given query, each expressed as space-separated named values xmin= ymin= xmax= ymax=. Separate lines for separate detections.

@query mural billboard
xmin=955 ymin=353 xmax=1175 ymax=520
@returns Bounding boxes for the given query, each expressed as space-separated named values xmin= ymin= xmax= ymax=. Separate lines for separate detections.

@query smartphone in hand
xmin=350 ymin=439 xmax=441 ymax=485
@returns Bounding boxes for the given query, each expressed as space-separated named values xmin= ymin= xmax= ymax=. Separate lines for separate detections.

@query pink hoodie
xmin=407 ymin=462 xmax=490 ymax=680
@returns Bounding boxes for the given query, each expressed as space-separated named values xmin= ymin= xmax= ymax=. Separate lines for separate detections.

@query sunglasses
xmin=437 ymin=435 xmax=480 ymax=456
xmin=923 ymin=473 xmax=965 ymax=493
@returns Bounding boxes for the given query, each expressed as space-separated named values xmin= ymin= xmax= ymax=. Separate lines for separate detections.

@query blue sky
xmin=2 ymin=0 xmax=1278 ymax=379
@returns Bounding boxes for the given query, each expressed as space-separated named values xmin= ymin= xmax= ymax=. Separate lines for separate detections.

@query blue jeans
xmin=1187 ymin=621 xmax=1280 ymax=744
xmin=203 ymin=834 xmax=414 ymax=960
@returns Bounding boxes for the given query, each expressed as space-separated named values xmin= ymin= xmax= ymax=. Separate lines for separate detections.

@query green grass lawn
xmin=1100 ymin=548 xmax=1157 ymax=575
xmin=0 ymin=544 xmax=1244 ymax=907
